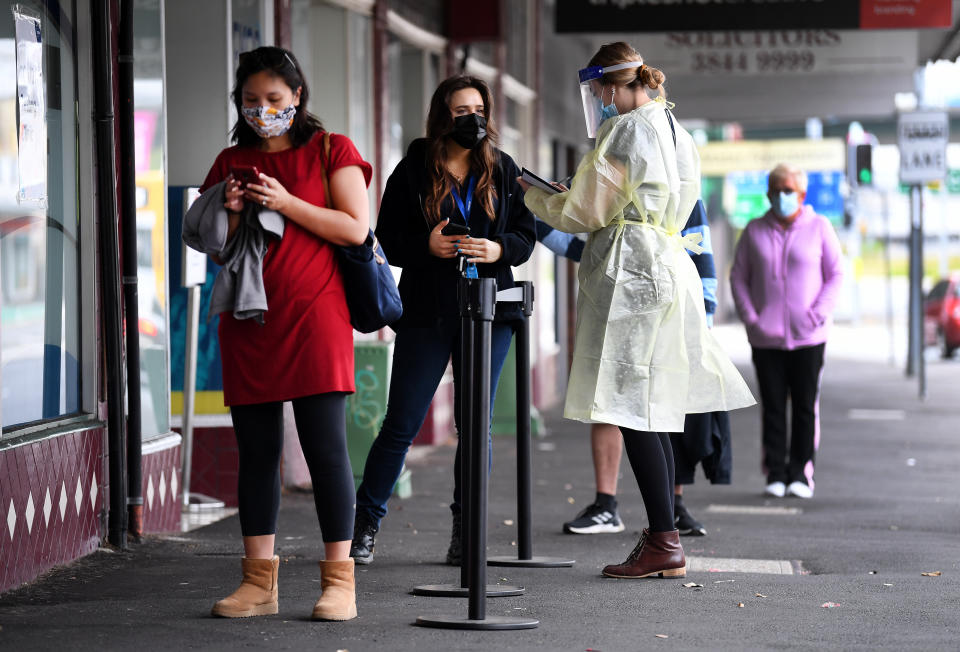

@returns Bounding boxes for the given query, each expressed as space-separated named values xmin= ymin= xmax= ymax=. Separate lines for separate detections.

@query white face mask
xmin=241 ymin=104 xmax=296 ymax=138
xmin=771 ymin=191 xmax=800 ymax=219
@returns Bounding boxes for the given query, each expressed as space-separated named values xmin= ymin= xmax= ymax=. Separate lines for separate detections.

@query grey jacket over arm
xmin=181 ymin=180 xmax=285 ymax=324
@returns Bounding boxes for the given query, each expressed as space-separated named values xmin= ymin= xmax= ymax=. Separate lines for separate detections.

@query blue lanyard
xmin=451 ymin=176 xmax=478 ymax=278
xmin=451 ymin=176 xmax=476 ymax=224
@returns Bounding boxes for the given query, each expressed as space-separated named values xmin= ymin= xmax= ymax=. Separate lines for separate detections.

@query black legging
xmin=230 ymin=393 xmax=354 ymax=541
xmin=620 ymin=429 xmax=676 ymax=533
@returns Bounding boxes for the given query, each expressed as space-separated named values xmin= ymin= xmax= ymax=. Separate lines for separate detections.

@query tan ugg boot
xmin=311 ymin=558 xmax=357 ymax=621
xmin=211 ymin=556 xmax=279 ymax=618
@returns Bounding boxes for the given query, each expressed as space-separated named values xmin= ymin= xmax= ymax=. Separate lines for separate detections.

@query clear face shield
xmin=577 ymin=60 xmax=644 ymax=138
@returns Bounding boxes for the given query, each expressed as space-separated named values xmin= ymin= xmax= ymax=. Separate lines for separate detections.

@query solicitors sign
xmin=555 ymin=0 xmax=953 ymax=33
xmin=632 ymin=30 xmax=917 ymax=76
xmin=697 ymin=138 xmax=846 ymax=176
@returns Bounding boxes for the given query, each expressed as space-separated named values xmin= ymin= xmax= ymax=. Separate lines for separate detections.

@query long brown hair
xmin=588 ymin=42 xmax=666 ymax=98
xmin=423 ymin=76 xmax=500 ymax=226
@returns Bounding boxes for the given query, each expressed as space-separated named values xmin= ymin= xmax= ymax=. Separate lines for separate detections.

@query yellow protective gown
xmin=524 ymin=99 xmax=755 ymax=432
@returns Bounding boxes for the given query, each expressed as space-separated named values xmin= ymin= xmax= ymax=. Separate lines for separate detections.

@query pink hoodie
xmin=730 ymin=205 xmax=843 ymax=350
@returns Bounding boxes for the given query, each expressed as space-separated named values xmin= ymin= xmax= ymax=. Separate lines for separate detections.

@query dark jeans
xmin=355 ymin=318 xmax=514 ymax=527
xmin=230 ymin=393 xmax=354 ymax=541
xmin=751 ymin=344 xmax=826 ymax=488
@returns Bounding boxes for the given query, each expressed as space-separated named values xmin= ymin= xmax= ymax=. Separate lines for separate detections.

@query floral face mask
xmin=241 ymin=104 xmax=296 ymax=138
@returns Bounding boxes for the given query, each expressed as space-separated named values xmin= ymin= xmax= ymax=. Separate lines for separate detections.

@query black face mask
xmin=449 ymin=113 xmax=487 ymax=149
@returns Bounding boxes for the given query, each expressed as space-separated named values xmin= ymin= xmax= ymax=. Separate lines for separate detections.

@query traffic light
xmin=855 ymin=144 xmax=873 ymax=185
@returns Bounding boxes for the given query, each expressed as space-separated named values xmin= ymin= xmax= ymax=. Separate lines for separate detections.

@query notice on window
xmin=12 ymin=5 xmax=47 ymax=206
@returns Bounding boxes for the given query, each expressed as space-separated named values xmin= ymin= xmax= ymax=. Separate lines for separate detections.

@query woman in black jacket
xmin=351 ymin=75 xmax=536 ymax=565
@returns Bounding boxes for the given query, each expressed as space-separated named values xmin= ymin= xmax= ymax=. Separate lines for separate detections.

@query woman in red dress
xmin=199 ymin=47 xmax=371 ymax=621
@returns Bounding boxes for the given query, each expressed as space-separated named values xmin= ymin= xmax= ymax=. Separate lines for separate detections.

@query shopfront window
xmin=134 ymin=0 xmax=170 ymax=439
xmin=1 ymin=0 xmax=81 ymax=431
xmin=291 ymin=1 xmax=376 ymax=220
xmin=231 ymin=0 xmax=264 ymax=70
xmin=347 ymin=9 xmax=374 ymax=183
xmin=387 ymin=37 xmax=439 ymax=175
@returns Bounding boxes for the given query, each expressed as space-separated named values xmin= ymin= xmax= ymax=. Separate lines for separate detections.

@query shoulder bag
xmin=320 ymin=132 xmax=402 ymax=333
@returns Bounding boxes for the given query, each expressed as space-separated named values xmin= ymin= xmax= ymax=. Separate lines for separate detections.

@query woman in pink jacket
xmin=730 ymin=164 xmax=843 ymax=499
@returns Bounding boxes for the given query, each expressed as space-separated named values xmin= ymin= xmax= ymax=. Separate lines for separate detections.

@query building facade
xmin=1 ymin=0 xmax=572 ymax=592
xmin=1 ymin=0 xmax=182 ymax=592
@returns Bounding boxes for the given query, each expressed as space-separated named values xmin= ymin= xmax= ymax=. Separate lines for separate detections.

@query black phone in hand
xmin=441 ymin=222 xmax=470 ymax=236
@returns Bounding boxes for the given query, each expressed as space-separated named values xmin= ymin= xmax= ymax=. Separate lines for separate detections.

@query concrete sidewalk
xmin=1 ymin=346 xmax=959 ymax=651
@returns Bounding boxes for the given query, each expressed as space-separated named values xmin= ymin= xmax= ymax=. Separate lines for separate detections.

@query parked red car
xmin=924 ymin=273 xmax=960 ymax=358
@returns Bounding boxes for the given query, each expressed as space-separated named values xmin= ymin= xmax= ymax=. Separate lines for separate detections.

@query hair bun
xmin=640 ymin=65 xmax=665 ymax=89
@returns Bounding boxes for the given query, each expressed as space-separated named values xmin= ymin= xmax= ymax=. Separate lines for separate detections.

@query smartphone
xmin=231 ymin=165 xmax=261 ymax=187
xmin=441 ymin=222 xmax=471 ymax=237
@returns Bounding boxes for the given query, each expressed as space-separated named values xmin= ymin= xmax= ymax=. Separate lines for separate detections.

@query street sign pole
xmin=898 ymin=111 xmax=947 ymax=399
xmin=179 ymin=188 xmax=224 ymax=512
xmin=905 ymin=185 xmax=925 ymax=402
xmin=911 ymin=185 xmax=926 ymax=399
xmin=181 ymin=283 xmax=202 ymax=509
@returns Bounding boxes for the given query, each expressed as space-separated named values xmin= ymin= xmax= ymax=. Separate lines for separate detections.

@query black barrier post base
xmin=415 ymin=615 xmax=539 ymax=630
xmin=411 ymin=584 xmax=524 ymax=598
xmin=488 ymin=282 xmax=575 ymax=570
xmin=414 ymin=277 xmax=538 ymax=631
xmin=487 ymin=555 xmax=576 ymax=568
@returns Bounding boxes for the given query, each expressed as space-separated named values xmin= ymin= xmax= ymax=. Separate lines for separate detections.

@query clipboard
xmin=520 ymin=168 xmax=561 ymax=195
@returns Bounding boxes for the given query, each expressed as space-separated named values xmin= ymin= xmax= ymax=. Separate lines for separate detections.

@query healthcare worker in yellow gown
xmin=519 ymin=42 xmax=755 ymax=579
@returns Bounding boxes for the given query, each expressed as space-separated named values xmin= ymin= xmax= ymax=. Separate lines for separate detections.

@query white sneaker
xmin=786 ymin=481 xmax=814 ymax=499
xmin=764 ymin=481 xmax=786 ymax=498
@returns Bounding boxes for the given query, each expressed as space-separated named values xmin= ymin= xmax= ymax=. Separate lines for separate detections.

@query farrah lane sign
xmin=898 ymin=111 xmax=949 ymax=185
xmin=555 ymin=0 xmax=952 ymax=33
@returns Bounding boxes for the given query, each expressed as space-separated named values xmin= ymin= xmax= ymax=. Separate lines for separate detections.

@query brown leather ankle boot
xmin=602 ymin=529 xmax=686 ymax=579
xmin=311 ymin=558 xmax=357 ymax=621
xmin=211 ymin=556 xmax=279 ymax=617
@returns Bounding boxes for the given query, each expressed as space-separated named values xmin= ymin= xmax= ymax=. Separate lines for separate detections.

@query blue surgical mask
xmin=598 ymin=86 xmax=618 ymax=125
xmin=771 ymin=191 xmax=799 ymax=219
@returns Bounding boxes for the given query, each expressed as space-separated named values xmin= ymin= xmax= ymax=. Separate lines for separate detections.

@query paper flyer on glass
xmin=13 ymin=5 xmax=46 ymax=206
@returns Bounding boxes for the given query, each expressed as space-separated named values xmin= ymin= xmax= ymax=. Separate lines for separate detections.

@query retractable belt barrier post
xmin=413 ymin=275 xmax=525 ymax=600
xmin=415 ymin=277 xmax=538 ymax=631
xmin=488 ymin=282 xmax=575 ymax=569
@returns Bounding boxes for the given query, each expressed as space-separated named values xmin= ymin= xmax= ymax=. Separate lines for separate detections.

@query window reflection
xmin=1 ymin=0 xmax=81 ymax=430
xmin=133 ymin=0 xmax=169 ymax=438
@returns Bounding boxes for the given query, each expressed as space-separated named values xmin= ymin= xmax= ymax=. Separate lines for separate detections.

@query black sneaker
xmin=562 ymin=502 xmax=625 ymax=534
xmin=674 ymin=504 xmax=707 ymax=536
xmin=350 ymin=514 xmax=378 ymax=565
xmin=445 ymin=512 xmax=462 ymax=566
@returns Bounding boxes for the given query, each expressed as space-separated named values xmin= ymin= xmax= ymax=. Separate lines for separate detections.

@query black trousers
xmin=230 ymin=393 xmax=354 ymax=541
xmin=751 ymin=344 xmax=825 ymax=487
xmin=672 ymin=411 xmax=733 ymax=485
xmin=620 ymin=429 xmax=676 ymax=532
